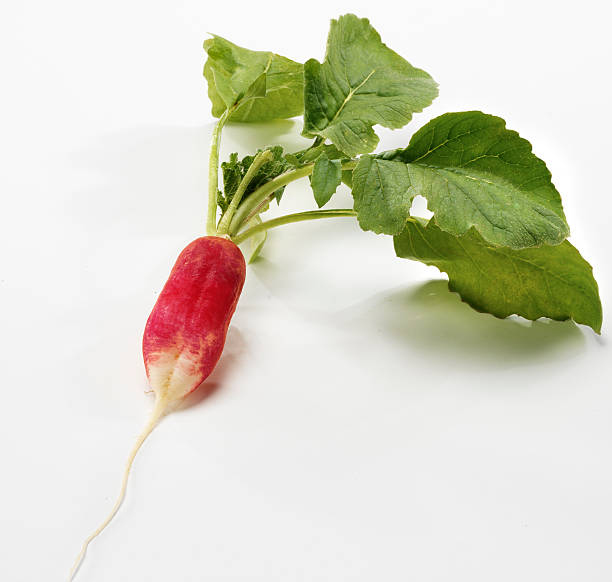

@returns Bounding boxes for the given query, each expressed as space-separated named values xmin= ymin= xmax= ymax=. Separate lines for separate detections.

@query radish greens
xmin=204 ymin=13 xmax=602 ymax=333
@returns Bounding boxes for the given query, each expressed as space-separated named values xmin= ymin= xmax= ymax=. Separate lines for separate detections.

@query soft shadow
xmin=223 ymin=119 xmax=307 ymax=155
xmin=68 ymin=121 xmax=309 ymax=237
xmin=337 ymin=280 xmax=586 ymax=368
xmin=594 ymin=333 xmax=607 ymax=347
xmin=68 ymin=125 xmax=210 ymax=236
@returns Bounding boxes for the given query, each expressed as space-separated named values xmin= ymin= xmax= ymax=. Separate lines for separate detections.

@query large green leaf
xmin=352 ymin=155 xmax=413 ymax=235
xmin=380 ymin=111 xmax=569 ymax=248
xmin=204 ymin=35 xmax=304 ymax=122
xmin=394 ymin=218 xmax=602 ymax=332
xmin=302 ymin=14 xmax=438 ymax=157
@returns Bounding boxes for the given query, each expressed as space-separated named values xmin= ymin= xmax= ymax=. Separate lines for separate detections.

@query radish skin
xmin=143 ymin=236 xmax=246 ymax=404
xmin=69 ymin=236 xmax=246 ymax=580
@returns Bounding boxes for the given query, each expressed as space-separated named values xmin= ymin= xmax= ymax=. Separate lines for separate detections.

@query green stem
xmin=228 ymin=165 xmax=314 ymax=235
xmin=206 ymin=108 xmax=232 ymax=235
xmin=228 ymin=159 xmax=358 ymax=236
xmin=232 ymin=209 xmax=357 ymax=245
xmin=217 ymin=149 xmax=274 ymax=235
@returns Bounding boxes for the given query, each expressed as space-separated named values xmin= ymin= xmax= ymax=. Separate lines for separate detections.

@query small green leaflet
xmin=367 ymin=111 xmax=569 ymax=248
xmin=220 ymin=147 xmax=292 ymax=210
xmin=394 ymin=218 xmax=602 ymax=332
xmin=341 ymin=169 xmax=354 ymax=189
xmin=204 ymin=35 xmax=304 ymax=122
xmin=310 ymin=156 xmax=342 ymax=207
xmin=302 ymin=14 xmax=438 ymax=157
xmin=220 ymin=152 xmax=244 ymax=209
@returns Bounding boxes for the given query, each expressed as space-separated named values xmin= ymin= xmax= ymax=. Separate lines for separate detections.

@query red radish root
xmin=69 ymin=236 xmax=245 ymax=580
xmin=143 ymin=236 xmax=246 ymax=404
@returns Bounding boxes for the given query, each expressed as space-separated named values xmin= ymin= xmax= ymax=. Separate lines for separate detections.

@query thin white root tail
xmin=68 ymin=395 xmax=168 ymax=581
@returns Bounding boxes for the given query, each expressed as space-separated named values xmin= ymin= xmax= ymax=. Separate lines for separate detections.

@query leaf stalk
xmin=232 ymin=209 xmax=357 ymax=244
xmin=206 ymin=107 xmax=234 ymax=235
xmin=228 ymin=160 xmax=357 ymax=235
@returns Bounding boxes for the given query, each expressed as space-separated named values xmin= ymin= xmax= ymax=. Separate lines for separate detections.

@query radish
xmin=143 ymin=236 xmax=246 ymax=404
xmin=69 ymin=236 xmax=245 ymax=579
xmin=69 ymin=13 xmax=602 ymax=581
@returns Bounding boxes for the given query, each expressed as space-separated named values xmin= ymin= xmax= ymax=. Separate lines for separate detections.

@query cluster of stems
xmin=206 ymin=114 xmax=357 ymax=243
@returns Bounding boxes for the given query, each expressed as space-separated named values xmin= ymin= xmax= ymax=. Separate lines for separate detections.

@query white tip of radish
xmin=146 ymin=345 xmax=212 ymax=403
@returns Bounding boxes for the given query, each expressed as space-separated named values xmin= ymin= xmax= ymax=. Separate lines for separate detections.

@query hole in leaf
xmin=409 ymin=195 xmax=433 ymax=219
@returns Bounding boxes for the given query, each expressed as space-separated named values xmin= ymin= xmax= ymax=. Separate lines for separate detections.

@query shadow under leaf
xmin=338 ymin=280 xmax=586 ymax=368
xmin=223 ymin=118 xmax=307 ymax=155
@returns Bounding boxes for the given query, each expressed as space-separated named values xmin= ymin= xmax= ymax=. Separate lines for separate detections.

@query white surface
xmin=1 ymin=1 xmax=611 ymax=581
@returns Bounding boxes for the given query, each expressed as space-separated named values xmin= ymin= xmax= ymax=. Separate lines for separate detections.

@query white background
xmin=2 ymin=1 xmax=611 ymax=580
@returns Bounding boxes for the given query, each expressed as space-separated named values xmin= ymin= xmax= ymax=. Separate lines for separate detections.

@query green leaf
xmin=341 ymin=169 xmax=353 ymax=189
xmin=380 ymin=111 xmax=569 ymax=248
xmin=302 ymin=14 xmax=438 ymax=157
xmin=394 ymin=218 xmax=602 ymax=333
xmin=352 ymin=155 xmax=414 ymax=235
xmin=220 ymin=146 xmax=292 ymax=211
xmin=217 ymin=188 xmax=229 ymax=213
xmin=204 ymin=35 xmax=304 ymax=122
xmin=309 ymin=156 xmax=342 ymax=207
